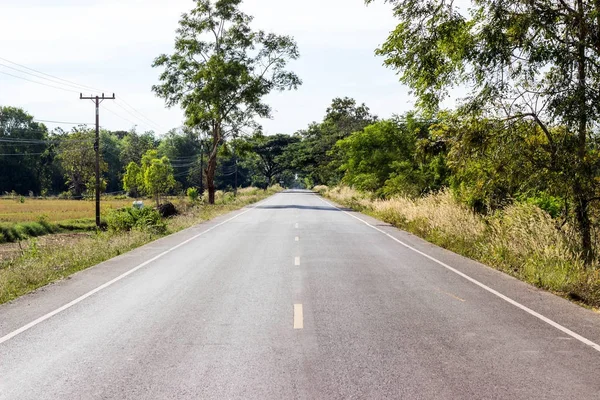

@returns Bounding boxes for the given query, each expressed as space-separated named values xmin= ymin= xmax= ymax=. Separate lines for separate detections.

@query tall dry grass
xmin=0 ymin=197 xmax=132 ymax=223
xmin=323 ymin=186 xmax=600 ymax=308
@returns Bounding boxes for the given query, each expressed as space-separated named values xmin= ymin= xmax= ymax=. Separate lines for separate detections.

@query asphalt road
xmin=2 ymin=190 xmax=600 ymax=399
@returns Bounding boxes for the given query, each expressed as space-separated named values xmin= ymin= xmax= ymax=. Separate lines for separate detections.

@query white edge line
xmin=0 ymin=199 xmax=268 ymax=345
xmin=318 ymin=196 xmax=600 ymax=353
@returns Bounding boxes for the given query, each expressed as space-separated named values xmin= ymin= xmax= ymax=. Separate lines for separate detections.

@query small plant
xmin=19 ymin=196 xmax=25 ymax=204
xmin=187 ymin=187 xmax=199 ymax=203
xmin=23 ymin=239 xmax=40 ymax=258
xmin=105 ymin=207 xmax=166 ymax=234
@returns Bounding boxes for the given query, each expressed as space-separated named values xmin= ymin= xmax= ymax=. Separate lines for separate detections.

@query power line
xmin=116 ymin=99 xmax=166 ymax=132
xmin=0 ymin=63 xmax=93 ymax=92
xmin=34 ymin=119 xmax=93 ymax=125
xmin=112 ymin=101 xmax=161 ymax=132
xmin=0 ymin=56 xmax=103 ymax=93
xmin=0 ymin=57 xmax=170 ymax=133
xmin=103 ymin=105 xmax=156 ymax=132
xmin=0 ymin=70 xmax=80 ymax=93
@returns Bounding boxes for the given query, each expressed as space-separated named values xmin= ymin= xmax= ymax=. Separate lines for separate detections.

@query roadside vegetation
xmin=0 ymin=186 xmax=281 ymax=304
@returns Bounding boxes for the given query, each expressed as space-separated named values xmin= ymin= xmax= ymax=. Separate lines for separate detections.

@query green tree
xmin=120 ymin=130 xmax=156 ymax=167
xmin=158 ymin=127 xmax=202 ymax=189
xmin=337 ymin=115 xmax=448 ymax=197
xmin=251 ymin=133 xmax=299 ymax=186
xmin=101 ymin=130 xmax=123 ymax=193
xmin=289 ymin=98 xmax=377 ymax=186
xmin=57 ymin=129 xmax=107 ymax=198
xmin=144 ymin=156 xmax=176 ymax=207
xmin=152 ymin=0 xmax=301 ymax=204
xmin=0 ymin=107 xmax=49 ymax=195
xmin=122 ymin=162 xmax=143 ymax=198
xmin=368 ymin=0 xmax=600 ymax=261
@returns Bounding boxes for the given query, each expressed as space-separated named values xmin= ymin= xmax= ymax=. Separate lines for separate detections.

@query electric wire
xmin=0 ymin=57 xmax=168 ymax=132
xmin=0 ymin=70 xmax=80 ymax=93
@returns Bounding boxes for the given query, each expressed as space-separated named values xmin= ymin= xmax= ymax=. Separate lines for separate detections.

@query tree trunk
xmin=205 ymin=123 xmax=221 ymax=205
xmin=205 ymin=154 xmax=217 ymax=204
xmin=576 ymin=0 xmax=593 ymax=263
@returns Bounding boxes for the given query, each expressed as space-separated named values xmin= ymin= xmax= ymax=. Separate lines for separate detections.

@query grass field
xmin=0 ymin=197 xmax=133 ymax=223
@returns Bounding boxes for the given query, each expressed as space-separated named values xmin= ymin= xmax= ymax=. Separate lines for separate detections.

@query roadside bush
xmin=187 ymin=187 xmax=199 ymax=203
xmin=312 ymin=185 xmax=328 ymax=195
xmin=105 ymin=207 xmax=166 ymax=234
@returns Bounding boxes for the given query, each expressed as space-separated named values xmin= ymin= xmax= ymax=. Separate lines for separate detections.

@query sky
xmin=0 ymin=0 xmax=414 ymax=135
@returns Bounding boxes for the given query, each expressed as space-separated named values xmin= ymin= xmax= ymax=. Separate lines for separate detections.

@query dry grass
xmin=0 ymin=197 xmax=132 ymax=223
xmin=0 ymin=186 xmax=282 ymax=304
xmin=324 ymin=186 xmax=600 ymax=308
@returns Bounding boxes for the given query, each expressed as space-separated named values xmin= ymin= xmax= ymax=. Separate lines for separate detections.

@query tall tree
xmin=158 ymin=127 xmax=202 ymax=189
xmin=289 ymin=97 xmax=377 ymax=186
xmin=57 ymin=129 xmax=107 ymax=198
xmin=251 ymin=133 xmax=299 ymax=186
xmin=0 ymin=107 xmax=48 ymax=195
xmin=368 ymin=0 xmax=600 ymax=261
xmin=144 ymin=156 xmax=176 ymax=207
xmin=152 ymin=0 xmax=301 ymax=204
xmin=120 ymin=130 xmax=156 ymax=167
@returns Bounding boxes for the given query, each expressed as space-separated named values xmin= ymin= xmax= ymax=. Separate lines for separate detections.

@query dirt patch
xmin=0 ymin=233 xmax=91 ymax=264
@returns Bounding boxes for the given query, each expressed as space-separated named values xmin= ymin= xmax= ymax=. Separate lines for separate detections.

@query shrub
xmin=312 ymin=185 xmax=329 ymax=195
xmin=105 ymin=207 xmax=166 ymax=234
xmin=187 ymin=187 xmax=199 ymax=203
xmin=520 ymin=193 xmax=564 ymax=218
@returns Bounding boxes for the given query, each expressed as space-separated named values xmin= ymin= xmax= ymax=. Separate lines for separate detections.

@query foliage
xmin=0 ymin=107 xmax=50 ymax=195
xmin=250 ymin=133 xmax=299 ymax=186
xmin=144 ymin=155 xmax=176 ymax=206
xmin=122 ymin=162 xmax=143 ymax=198
xmin=105 ymin=207 xmax=166 ymax=234
xmin=187 ymin=187 xmax=200 ymax=203
xmin=367 ymin=0 xmax=600 ymax=261
xmin=287 ymin=97 xmax=377 ymax=186
xmin=57 ymin=129 xmax=107 ymax=198
xmin=152 ymin=0 xmax=301 ymax=204
xmin=122 ymin=150 xmax=176 ymax=206
xmin=0 ymin=221 xmax=58 ymax=244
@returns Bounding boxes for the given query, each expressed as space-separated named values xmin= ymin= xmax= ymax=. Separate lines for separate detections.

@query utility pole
xmin=80 ymin=93 xmax=115 ymax=228
xmin=199 ymin=139 xmax=204 ymax=196
xmin=234 ymin=145 xmax=238 ymax=197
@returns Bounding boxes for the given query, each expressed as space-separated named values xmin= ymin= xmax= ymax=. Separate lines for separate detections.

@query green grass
xmin=0 ymin=186 xmax=282 ymax=305
xmin=0 ymin=218 xmax=100 ymax=244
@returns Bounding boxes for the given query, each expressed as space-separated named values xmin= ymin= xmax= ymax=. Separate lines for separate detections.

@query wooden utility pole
xmin=80 ymin=93 xmax=115 ymax=228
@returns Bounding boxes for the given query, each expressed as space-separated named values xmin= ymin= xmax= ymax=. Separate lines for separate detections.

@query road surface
xmin=1 ymin=190 xmax=600 ymax=399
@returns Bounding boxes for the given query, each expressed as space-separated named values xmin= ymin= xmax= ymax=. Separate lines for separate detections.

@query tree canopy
xmin=152 ymin=0 xmax=301 ymax=204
